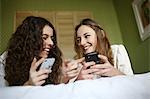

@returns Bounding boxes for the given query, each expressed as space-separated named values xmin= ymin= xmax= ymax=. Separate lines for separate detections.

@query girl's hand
xmin=24 ymin=57 xmax=51 ymax=86
xmin=91 ymin=55 xmax=124 ymax=77
xmin=62 ymin=58 xmax=84 ymax=82
xmin=77 ymin=61 xmax=99 ymax=80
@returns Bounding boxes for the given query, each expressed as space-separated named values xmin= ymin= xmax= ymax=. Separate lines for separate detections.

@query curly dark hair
xmin=5 ymin=16 xmax=63 ymax=86
xmin=74 ymin=18 xmax=114 ymax=65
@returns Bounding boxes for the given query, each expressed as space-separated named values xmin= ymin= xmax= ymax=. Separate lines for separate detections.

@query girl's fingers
xmin=66 ymin=62 xmax=78 ymax=72
xmin=29 ymin=57 xmax=52 ymax=86
xmin=34 ymin=74 xmax=49 ymax=82
xmin=30 ymin=57 xmax=45 ymax=72
xmin=36 ymin=69 xmax=51 ymax=76
xmin=67 ymin=72 xmax=79 ymax=78
xmin=30 ymin=71 xmax=49 ymax=86
xmin=34 ymin=80 xmax=46 ymax=86
xmin=83 ymin=61 xmax=95 ymax=69
xmin=67 ymin=69 xmax=79 ymax=75
xmin=98 ymin=55 xmax=108 ymax=63
xmin=79 ymin=74 xmax=95 ymax=80
xmin=35 ymin=57 xmax=45 ymax=68
xmin=91 ymin=64 xmax=111 ymax=69
xmin=76 ymin=57 xmax=85 ymax=63
xmin=30 ymin=58 xmax=38 ymax=72
xmin=93 ymin=68 xmax=110 ymax=75
xmin=82 ymin=68 xmax=99 ymax=75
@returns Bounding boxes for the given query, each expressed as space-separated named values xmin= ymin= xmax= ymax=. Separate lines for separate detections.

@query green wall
xmin=1 ymin=0 xmax=149 ymax=73
xmin=0 ymin=0 xmax=1 ymax=49
xmin=0 ymin=0 xmax=122 ymax=53
xmin=113 ymin=0 xmax=150 ymax=73
xmin=0 ymin=0 xmax=1 ymax=32
xmin=149 ymin=38 xmax=150 ymax=71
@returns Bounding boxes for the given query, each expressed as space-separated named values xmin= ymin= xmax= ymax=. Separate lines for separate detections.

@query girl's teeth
xmin=84 ymin=46 xmax=88 ymax=50
xmin=45 ymin=48 xmax=49 ymax=51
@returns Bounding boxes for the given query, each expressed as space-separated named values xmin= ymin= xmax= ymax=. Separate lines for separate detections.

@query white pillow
xmin=0 ymin=51 xmax=8 ymax=87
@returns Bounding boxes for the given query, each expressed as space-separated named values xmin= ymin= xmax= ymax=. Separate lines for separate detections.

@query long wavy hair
xmin=74 ymin=18 xmax=114 ymax=65
xmin=5 ymin=16 xmax=63 ymax=86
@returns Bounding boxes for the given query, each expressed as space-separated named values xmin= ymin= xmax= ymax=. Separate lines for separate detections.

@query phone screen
xmin=85 ymin=52 xmax=100 ymax=64
xmin=40 ymin=58 xmax=55 ymax=70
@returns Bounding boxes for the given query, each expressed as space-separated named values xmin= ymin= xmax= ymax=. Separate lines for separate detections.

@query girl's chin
xmin=39 ymin=54 xmax=48 ymax=58
xmin=43 ymin=55 xmax=48 ymax=58
xmin=85 ymin=50 xmax=95 ymax=54
xmin=39 ymin=51 xmax=49 ymax=58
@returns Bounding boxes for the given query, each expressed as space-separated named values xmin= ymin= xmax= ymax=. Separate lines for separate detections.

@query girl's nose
xmin=80 ymin=38 xmax=86 ymax=45
xmin=47 ymin=37 xmax=54 ymax=46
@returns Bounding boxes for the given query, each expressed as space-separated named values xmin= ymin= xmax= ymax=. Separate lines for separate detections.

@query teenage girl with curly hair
xmin=5 ymin=16 xmax=64 ymax=86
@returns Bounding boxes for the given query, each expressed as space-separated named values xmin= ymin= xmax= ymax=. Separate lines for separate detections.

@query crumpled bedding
xmin=0 ymin=72 xmax=150 ymax=99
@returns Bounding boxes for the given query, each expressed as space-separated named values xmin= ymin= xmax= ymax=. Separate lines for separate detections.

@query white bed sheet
xmin=0 ymin=72 xmax=150 ymax=99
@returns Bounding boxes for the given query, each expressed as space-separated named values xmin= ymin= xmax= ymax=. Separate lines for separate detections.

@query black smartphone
xmin=85 ymin=52 xmax=100 ymax=66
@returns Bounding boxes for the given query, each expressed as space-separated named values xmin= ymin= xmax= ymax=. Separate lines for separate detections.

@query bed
xmin=0 ymin=72 xmax=150 ymax=99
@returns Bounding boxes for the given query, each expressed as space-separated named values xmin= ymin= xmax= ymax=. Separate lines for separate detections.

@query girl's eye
xmin=77 ymin=38 xmax=81 ymax=44
xmin=42 ymin=36 xmax=47 ymax=40
xmin=85 ymin=35 xmax=90 ymax=38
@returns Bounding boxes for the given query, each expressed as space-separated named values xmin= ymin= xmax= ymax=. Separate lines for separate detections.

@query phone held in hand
xmin=85 ymin=52 xmax=100 ymax=64
xmin=85 ymin=52 xmax=100 ymax=69
xmin=40 ymin=58 xmax=55 ymax=70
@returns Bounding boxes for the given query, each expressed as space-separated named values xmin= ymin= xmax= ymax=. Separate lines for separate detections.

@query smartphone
xmin=40 ymin=58 xmax=55 ymax=70
xmin=85 ymin=52 xmax=100 ymax=65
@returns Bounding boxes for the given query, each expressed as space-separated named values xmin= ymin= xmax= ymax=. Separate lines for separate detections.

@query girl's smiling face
xmin=39 ymin=25 xmax=54 ymax=58
xmin=77 ymin=25 xmax=97 ymax=54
